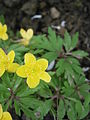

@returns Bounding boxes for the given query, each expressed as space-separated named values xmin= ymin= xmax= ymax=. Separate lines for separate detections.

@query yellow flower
xmin=16 ymin=53 xmax=51 ymax=88
xmin=0 ymin=48 xmax=19 ymax=77
xmin=20 ymin=28 xmax=33 ymax=46
xmin=0 ymin=104 xmax=12 ymax=120
xmin=0 ymin=23 xmax=8 ymax=40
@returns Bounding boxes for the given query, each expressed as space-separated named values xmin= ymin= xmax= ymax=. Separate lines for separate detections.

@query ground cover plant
xmin=0 ymin=17 xmax=90 ymax=120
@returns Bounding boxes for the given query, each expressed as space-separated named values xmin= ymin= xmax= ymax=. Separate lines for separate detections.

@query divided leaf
xmin=35 ymin=27 xmax=63 ymax=62
xmin=72 ymin=50 xmax=88 ymax=58
xmin=75 ymin=101 xmax=83 ymax=118
xmin=64 ymin=31 xmax=71 ymax=52
xmin=57 ymin=99 xmax=65 ymax=120
xmin=70 ymin=32 xmax=79 ymax=50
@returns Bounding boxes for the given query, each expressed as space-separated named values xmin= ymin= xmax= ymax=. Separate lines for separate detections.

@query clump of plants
xmin=0 ymin=16 xmax=90 ymax=120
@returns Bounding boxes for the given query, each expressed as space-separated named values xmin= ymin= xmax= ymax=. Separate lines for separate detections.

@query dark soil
xmin=0 ymin=0 xmax=90 ymax=119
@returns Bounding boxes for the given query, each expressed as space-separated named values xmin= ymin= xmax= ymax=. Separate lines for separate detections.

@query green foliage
xmin=34 ymin=27 xmax=63 ymax=62
xmin=72 ymin=50 xmax=88 ymax=58
xmin=8 ymin=44 xmax=29 ymax=63
xmin=57 ymin=99 xmax=65 ymax=120
xmin=0 ymin=23 xmax=90 ymax=120
xmin=64 ymin=31 xmax=71 ymax=52
xmin=0 ymin=15 xmax=5 ymax=24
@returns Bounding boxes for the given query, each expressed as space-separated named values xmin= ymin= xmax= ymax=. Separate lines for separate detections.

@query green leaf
xmin=79 ymin=83 xmax=90 ymax=98
xmin=64 ymin=31 xmax=71 ymax=52
xmin=0 ymin=84 xmax=9 ymax=93
xmin=71 ymin=64 xmax=83 ymax=75
xmin=62 ymin=81 xmax=74 ymax=96
xmin=7 ymin=44 xmax=20 ymax=51
xmin=79 ymin=83 xmax=90 ymax=91
xmin=0 ymin=85 xmax=10 ymax=99
xmin=67 ymin=57 xmax=80 ymax=65
xmin=75 ymin=100 xmax=82 ymax=118
xmin=33 ymin=49 xmax=44 ymax=54
xmin=80 ymin=105 xmax=89 ymax=119
xmin=72 ymin=50 xmax=88 ymax=58
xmin=1 ymin=72 xmax=11 ymax=88
xmin=38 ymin=85 xmax=53 ymax=98
xmin=13 ymin=77 xmax=22 ymax=92
xmin=15 ymin=46 xmax=29 ymax=52
xmin=74 ymin=75 xmax=85 ymax=85
xmin=51 ymin=108 xmax=56 ymax=120
xmin=64 ymin=62 xmax=75 ymax=84
xmin=70 ymin=32 xmax=79 ymax=50
xmin=35 ymin=27 xmax=63 ymax=61
xmin=43 ymin=51 xmax=58 ymax=62
xmin=56 ymin=59 xmax=64 ymax=68
xmin=57 ymin=99 xmax=65 ymax=120
xmin=19 ymin=97 xmax=42 ymax=109
xmin=48 ymin=27 xmax=57 ymax=50
xmin=4 ymin=99 xmax=12 ymax=111
xmin=36 ymin=36 xmax=54 ymax=51
xmin=67 ymin=103 xmax=76 ymax=120
xmin=0 ymin=15 xmax=5 ymax=24
xmin=20 ymin=103 xmax=36 ymax=119
xmin=14 ymin=100 xmax=21 ymax=116
xmin=35 ymin=99 xmax=52 ymax=119
xmin=56 ymin=58 xmax=65 ymax=76
xmin=57 ymin=36 xmax=63 ymax=51
xmin=8 ymin=44 xmax=29 ymax=53
xmin=16 ymin=81 xmax=40 ymax=97
xmin=84 ymin=94 xmax=90 ymax=107
xmin=36 ymin=28 xmax=59 ymax=52
xmin=49 ymin=75 xmax=61 ymax=89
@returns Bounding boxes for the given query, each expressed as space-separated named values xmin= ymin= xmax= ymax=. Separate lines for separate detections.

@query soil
xmin=0 ymin=0 xmax=90 ymax=119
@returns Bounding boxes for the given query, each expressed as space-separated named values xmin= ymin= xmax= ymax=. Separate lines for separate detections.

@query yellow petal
xmin=20 ymin=28 xmax=26 ymax=39
xmin=0 ymin=48 xmax=6 ymax=61
xmin=24 ymin=53 xmax=36 ymax=66
xmin=0 ymin=104 xmax=3 ymax=119
xmin=7 ymin=63 xmax=19 ymax=73
xmin=36 ymin=59 xmax=48 ymax=71
xmin=7 ymin=50 xmax=15 ymax=63
xmin=40 ymin=72 xmax=51 ymax=83
xmin=0 ymin=64 xmax=5 ymax=77
xmin=16 ymin=65 xmax=28 ymax=78
xmin=3 ymin=24 xmax=7 ymax=33
xmin=20 ymin=28 xmax=33 ymax=41
xmin=27 ymin=75 xmax=40 ymax=88
xmin=26 ymin=29 xmax=33 ymax=40
xmin=1 ymin=112 xmax=12 ymax=120
xmin=2 ymin=33 xmax=8 ymax=40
